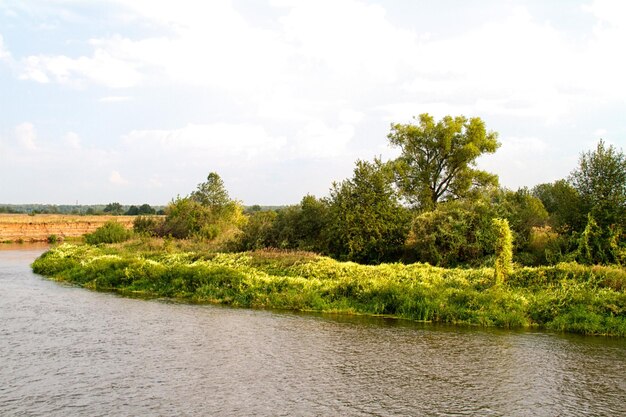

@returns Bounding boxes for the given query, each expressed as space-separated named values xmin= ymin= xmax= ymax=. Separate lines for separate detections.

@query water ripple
xmin=1 ymin=247 xmax=625 ymax=416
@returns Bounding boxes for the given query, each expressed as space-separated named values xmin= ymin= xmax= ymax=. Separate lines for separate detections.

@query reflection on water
xmin=1 ymin=246 xmax=625 ymax=416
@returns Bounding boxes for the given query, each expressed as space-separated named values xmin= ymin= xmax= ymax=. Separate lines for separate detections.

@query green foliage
xmin=237 ymin=210 xmax=278 ymax=250
xmin=47 ymin=234 xmax=59 ymax=244
xmin=493 ymin=218 xmax=513 ymax=285
xmin=191 ymin=172 xmax=231 ymax=209
xmin=388 ymin=113 xmax=500 ymax=210
xmin=575 ymin=214 xmax=624 ymax=265
xmin=158 ymin=173 xmax=245 ymax=241
xmin=570 ymin=140 xmax=626 ymax=230
xmin=410 ymin=199 xmax=496 ymax=267
xmin=326 ymin=159 xmax=411 ymax=264
xmin=160 ymin=197 xmax=214 ymax=239
xmin=273 ymin=195 xmax=329 ymax=251
xmin=103 ymin=202 xmax=123 ymax=215
xmin=133 ymin=215 xmax=164 ymax=236
xmin=32 ymin=243 xmax=626 ymax=336
xmin=533 ymin=180 xmax=585 ymax=233
xmin=138 ymin=204 xmax=156 ymax=215
xmin=84 ymin=221 xmax=131 ymax=244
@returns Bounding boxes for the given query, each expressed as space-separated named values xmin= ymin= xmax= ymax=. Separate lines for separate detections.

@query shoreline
xmin=32 ymin=242 xmax=626 ymax=337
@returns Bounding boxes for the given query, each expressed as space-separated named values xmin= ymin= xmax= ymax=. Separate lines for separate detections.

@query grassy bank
xmin=32 ymin=242 xmax=626 ymax=336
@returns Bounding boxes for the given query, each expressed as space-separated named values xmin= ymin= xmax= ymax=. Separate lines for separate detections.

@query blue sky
xmin=1 ymin=0 xmax=625 ymax=205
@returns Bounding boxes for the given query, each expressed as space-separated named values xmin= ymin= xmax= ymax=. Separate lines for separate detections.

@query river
xmin=1 ymin=246 xmax=625 ymax=416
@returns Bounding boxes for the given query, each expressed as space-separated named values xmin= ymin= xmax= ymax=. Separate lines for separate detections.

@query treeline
xmin=131 ymin=113 xmax=625 ymax=267
xmin=0 ymin=203 xmax=165 ymax=215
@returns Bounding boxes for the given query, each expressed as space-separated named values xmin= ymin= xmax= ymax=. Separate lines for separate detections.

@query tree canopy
xmin=388 ymin=113 xmax=500 ymax=210
xmin=326 ymin=159 xmax=411 ymax=263
xmin=191 ymin=172 xmax=231 ymax=210
xmin=569 ymin=139 xmax=626 ymax=230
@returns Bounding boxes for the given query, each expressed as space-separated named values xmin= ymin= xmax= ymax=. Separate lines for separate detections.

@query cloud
xmin=98 ymin=95 xmax=132 ymax=103
xmin=122 ymin=123 xmax=287 ymax=162
xmin=109 ymin=170 xmax=129 ymax=185
xmin=64 ymin=132 xmax=81 ymax=149
xmin=19 ymin=48 xmax=142 ymax=88
xmin=15 ymin=122 xmax=39 ymax=151
xmin=0 ymin=34 xmax=12 ymax=63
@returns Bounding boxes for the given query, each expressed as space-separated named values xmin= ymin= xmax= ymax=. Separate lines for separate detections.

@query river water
xmin=1 ymin=246 xmax=625 ymax=416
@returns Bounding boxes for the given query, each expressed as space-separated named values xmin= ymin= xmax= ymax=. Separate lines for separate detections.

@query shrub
xmin=133 ymin=216 xmax=164 ymax=236
xmin=493 ymin=218 xmax=513 ymax=285
xmin=85 ymin=221 xmax=131 ymax=244
xmin=47 ymin=234 xmax=59 ymax=244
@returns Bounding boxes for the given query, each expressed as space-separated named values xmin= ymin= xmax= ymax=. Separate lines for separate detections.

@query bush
xmin=493 ymin=218 xmax=513 ymax=285
xmin=133 ymin=216 xmax=164 ymax=236
xmin=85 ymin=221 xmax=131 ymax=244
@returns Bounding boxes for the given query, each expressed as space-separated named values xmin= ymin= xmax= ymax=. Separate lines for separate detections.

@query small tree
xmin=493 ymin=218 xmax=513 ymax=285
xmin=191 ymin=172 xmax=230 ymax=210
xmin=326 ymin=158 xmax=411 ymax=263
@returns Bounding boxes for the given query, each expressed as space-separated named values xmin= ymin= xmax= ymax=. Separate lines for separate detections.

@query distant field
xmin=0 ymin=214 xmax=137 ymax=242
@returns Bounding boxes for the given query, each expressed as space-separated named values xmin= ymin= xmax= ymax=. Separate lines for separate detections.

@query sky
xmin=0 ymin=0 xmax=625 ymax=206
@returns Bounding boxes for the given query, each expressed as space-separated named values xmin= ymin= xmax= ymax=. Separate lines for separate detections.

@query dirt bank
xmin=0 ymin=214 xmax=136 ymax=242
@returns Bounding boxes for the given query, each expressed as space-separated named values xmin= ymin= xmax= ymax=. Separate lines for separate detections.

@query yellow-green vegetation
xmin=32 ymin=241 xmax=626 ymax=336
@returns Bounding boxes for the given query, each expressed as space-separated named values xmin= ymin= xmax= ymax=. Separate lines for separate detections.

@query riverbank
xmin=0 ymin=214 xmax=135 ymax=243
xmin=32 ymin=242 xmax=626 ymax=336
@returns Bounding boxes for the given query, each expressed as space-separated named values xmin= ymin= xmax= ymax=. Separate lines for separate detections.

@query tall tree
xmin=569 ymin=140 xmax=626 ymax=230
xmin=388 ymin=113 xmax=500 ymax=210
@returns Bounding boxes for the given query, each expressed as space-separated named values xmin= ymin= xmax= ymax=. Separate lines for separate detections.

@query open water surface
xmin=1 ymin=245 xmax=625 ymax=416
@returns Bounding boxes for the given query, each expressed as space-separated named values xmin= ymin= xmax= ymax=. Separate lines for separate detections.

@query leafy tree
xmin=191 ymin=172 xmax=230 ymax=210
xmin=492 ymin=188 xmax=548 ymax=255
xmin=326 ymin=159 xmax=411 ymax=264
xmin=138 ymin=204 xmax=156 ymax=215
xmin=569 ymin=140 xmax=626 ymax=230
xmin=271 ymin=195 xmax=330 ymax=251
xmin=388 ymin=113 xmax=500 ymax=210
xmin=160 ymin=173 xmax=245 ymax=240
xmin=409 ymin=198 xmax=496 ymax=266
xmin=532 ymin=180 xmax=585 ymax=233
xmin=125 ymin=205 xmax=139 ymax=215
xmin=160 ymin=197 xmax=215 ymax=239
xmin=237 ymin=210 xmax=278 ymax=250
xmin=103 ymin=202 xmax=123 ymax=215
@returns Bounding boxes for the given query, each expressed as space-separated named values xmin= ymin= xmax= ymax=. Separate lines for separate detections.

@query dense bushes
xmin=84 ymin=221 xmax=131 ymax=244
xmin=32 ymin=243 xmax=626 ymax=336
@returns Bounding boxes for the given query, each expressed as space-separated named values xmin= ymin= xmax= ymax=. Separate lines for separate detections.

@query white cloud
xmin=0 ymin=34 xmax=12 ymax=62
xmin=20 ymin=48 xmax=142 ymax=88
xmin=64 ymin=132 xmax=81 ymax=149
xmin=15 ymin=123 xmax=39 ymax=151
xmin=109 ymin=170 xmax=129 ymax=185
xmin=122 ymin=123 xmax=287 ymax=161
xmin=291 ymin=121 xmax=355 ymax=159
xmin=98 ymin=95 xmax=132 ymax=103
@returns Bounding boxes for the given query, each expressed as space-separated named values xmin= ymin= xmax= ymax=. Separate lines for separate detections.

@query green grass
xmin=31 ymin=242 xmax=626 ymax=336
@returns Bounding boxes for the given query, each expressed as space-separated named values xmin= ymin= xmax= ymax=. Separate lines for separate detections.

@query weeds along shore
xmin=32 ymin=241 xmax=626 ymax=336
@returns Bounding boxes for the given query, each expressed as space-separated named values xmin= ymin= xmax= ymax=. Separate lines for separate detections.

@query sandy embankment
xmin=0 ymin=214 xmax=136 ymax=242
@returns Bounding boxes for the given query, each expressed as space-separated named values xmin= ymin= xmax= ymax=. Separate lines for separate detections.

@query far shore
xmin=0 ymin=214 xmax=139 ymax=243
